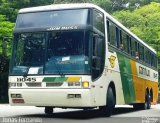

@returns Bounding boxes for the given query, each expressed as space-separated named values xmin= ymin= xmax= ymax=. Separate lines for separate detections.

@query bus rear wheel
xmin=144 ymin=92 xmax=151 ymax=109
xmin=45 ymin=107 xmax=53 ymax=114
xmin=133 ymin=92 xmax=151 ymax=110
xmin=99 ymin=87 xmax=115 ymax=117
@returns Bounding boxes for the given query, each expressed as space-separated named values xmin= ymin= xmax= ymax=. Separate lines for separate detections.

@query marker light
xmin=17 ymin=83 xmax=22 ymax=87
xmin=75 ymin=82 xmax=81 ymax=86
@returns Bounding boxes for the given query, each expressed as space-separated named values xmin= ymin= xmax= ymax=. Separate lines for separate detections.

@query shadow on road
xmin=16 ymin=107 xmax=142 ymax=119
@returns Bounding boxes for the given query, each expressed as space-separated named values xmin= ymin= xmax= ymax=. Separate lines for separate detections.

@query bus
xmin=9 ymin=3 xmax=158 ymax=117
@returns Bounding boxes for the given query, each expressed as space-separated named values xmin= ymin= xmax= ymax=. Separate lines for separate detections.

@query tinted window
xmin=131 ymin=38 xmax=136 ymax=56
xmin=16 ymin=9 xmax=89 ymax=28
xmin=93 ymin=10 xmax=104 ymax=33
xmin=47 ymin=31 xmax=85 ymax=56
xmin=154 ymin=56 xmax=158 ymax=68
xmin=139 ymin=45 xmax=144 ymax=61
xmin=144 ymin=49 xmax=150 ymax=64
xmin=107 ymin=21 xmax=116 ymax=46
xmin=120 ymin=31 xmax=128 ymax=52
xmin=10 ymin=31 xmax=91 ymax=75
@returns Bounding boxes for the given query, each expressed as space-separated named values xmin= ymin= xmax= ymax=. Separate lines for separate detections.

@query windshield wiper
xmin=53 ymin=58 xmax=65 ymax=77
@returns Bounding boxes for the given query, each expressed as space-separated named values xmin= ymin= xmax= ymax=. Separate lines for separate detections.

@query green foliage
xmin=0 ymin=1 xmax=17 ymax=22
xmin=7 ymin=0 xmax=54 ymax=8
xmin=113 ymin=2 xmax=160 ymax=50
xmin=54 ymin=0 xmax=92 ymax=3
xmin=113 ymin=2 xmax=160 ymax=70
xmin=92 ymin=0 xmax=112 ymax=13
xmin=0 ymin=14 xmax=14 ymax=56
xmin=0 ymin=0 xmax=159 ymax=65
xmin=0 ymin=0 xmax=54 ymax=22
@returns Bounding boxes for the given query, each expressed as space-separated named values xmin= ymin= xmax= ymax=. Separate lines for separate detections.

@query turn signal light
xmin=12 ymin=99 xmax=24 ymax=103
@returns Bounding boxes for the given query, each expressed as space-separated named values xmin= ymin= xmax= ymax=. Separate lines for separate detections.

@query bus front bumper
xmin=9 ymin=88 xmax=95 ymax=108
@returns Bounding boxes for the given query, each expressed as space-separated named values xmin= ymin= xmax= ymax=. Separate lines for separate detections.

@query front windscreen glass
xmin=10 ymin=31 xmax=90 ymax=75
xmin=16 ymin=9 xmax=89 ymax=28
xmin=11 ymin=33 xmax=46 ymax=75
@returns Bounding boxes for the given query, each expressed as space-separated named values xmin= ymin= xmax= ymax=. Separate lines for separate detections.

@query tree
xmin=0 ymin=14 xmax=14 ymax=56
xmin=0 ymin=0 xmax=54 ymax=22
xmin=113 ymin=2 xmax=160 ymax=71
xmin=54 ymin=0 xmax=92 ymax=4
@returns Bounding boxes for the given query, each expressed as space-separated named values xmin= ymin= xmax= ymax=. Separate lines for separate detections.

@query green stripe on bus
xmin=43 ymin=77 xmax=67 ymax=82
xmin=117 ymin=53 xmax=136 ymax=104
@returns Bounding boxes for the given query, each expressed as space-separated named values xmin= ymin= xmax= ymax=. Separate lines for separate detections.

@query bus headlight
xmin=82 ymin=81 xmax=89 ymax=88
xmin=11 ymin=94 xmax=22 ymax=98
xmin=75 ymin=82 xmax=81 ymax=86
xmin=68 ymin=82 xmax=74 ymax=86
xmin=68 ymin=82 xmax=81 ymax=87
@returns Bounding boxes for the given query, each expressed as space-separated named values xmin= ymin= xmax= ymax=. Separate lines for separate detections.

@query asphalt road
xmin=0 ymin=104 xmax=160 ymax=123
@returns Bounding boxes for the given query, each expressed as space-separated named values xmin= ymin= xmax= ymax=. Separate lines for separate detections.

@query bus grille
xmin=25 ymin=83 xmax=42 ymax=87
xmin=46 ymin=82 xmax=63 ymax=87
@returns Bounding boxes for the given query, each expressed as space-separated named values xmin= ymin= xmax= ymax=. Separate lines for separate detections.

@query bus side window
xmin=93 ymin=10 xmax=105 ymax=34
xmin=139 ymin=45 xmax=144 ymax=61
xmin=116 ymin=27 xmax=120 ymax=48
xmin=144 ymin=48 xmax=150 ymax=64
xmin=151 ymin=53 xmax=154 ymax=66
xmin=155 ymin=56 xmax=158 ymax=68
xmin=120 ymin=31 xmax=127 ymax=52
xmin=107 ymin=20 xmax=116 ymax=46
xmin=127 ymin=36 xmax=131 ymax=54
xmin=131 ymin=38 xmax=136 ymax=57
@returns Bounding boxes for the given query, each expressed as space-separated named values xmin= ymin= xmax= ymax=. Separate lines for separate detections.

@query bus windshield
xmin=10 ymin=31 xmax=90 ymax=75
xmin=16 ymin=9 xmax=89 ymax=28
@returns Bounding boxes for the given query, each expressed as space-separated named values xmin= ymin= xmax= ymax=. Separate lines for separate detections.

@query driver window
xmin=92 ymin=34 xmax=105 ymax=80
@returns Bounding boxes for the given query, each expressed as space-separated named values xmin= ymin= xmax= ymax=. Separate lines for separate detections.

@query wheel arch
xmin=108 ymin=81 xmax=116 ymax=104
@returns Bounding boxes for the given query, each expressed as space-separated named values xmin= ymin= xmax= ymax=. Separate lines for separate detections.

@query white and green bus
xmin=9 ymin=3 xmax=158 ymax=116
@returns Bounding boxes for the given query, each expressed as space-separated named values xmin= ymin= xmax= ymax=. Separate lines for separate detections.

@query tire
xmin=146 ymin=92 xmax=151 ymax=109
xmin=133 ymin=92 xmax=151 ymax=110
xmin=45 ymin=107 xmax=53 ymax=114
xmin=142 ymin=92 xmax=151 ymax=110
xmin=99 ymin=87 xmax=115 ymax=117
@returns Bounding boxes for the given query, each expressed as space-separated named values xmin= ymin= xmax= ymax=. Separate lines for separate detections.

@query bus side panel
xmin=131 ymin=61 xmax=158 ymax=104
xmin=117 ymin=53 xmax=158 ymax=104
xmin=107 ymin=51 xmax=125 ymax=105
xmin=130 ymin=60 xmax=145 ymax=103
xmin=117 ymin=53 xmax=136 ymax=104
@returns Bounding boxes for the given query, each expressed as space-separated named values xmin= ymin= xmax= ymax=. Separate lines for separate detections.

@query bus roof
xmin=19 ymin=3 xmax=156 ymax=54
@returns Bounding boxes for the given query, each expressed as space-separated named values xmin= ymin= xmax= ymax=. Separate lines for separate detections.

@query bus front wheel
xmin=45 ymin=107 xmax=53 ymax=114
xmin=99 ymin=87 xmax=115 ymax=117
